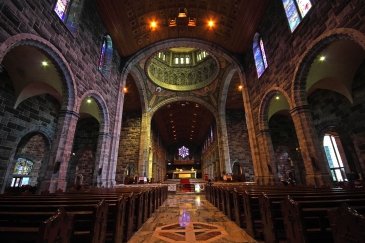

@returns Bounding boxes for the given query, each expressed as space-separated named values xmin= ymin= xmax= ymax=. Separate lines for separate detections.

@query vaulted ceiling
xmin=96 ymin=0 xmax=269 ymax=57
xmin=152 ymin=101 xmax=214 ymax=150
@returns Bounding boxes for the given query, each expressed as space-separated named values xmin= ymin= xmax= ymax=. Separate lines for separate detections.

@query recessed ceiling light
xmin=319 ymin=55 xmax=326 ymax=62
xmin=41 ymin=61 xmax=49 ymax=67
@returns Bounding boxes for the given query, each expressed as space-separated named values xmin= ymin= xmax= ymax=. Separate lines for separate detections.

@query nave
xmin=129 ymin=194 xmax=256 ymax=243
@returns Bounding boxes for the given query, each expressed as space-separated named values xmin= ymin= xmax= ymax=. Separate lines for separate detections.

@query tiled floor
xmin=128 ymin=194 xmax=257 ymax=243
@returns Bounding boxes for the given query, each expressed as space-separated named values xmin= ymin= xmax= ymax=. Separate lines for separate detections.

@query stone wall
xmin=201 ymin=138 xmax=218 ymax=180
xmin=151 ymin=127 xmax=167 ymax=182
xmin=246 ymin=0 xmax=365 ymax=127
xmin=308 ymin=61 xmax=365 ymax=177
xmin=116 ymin=112 xmax=141 ymax=183
xmin=67 ymin=117 xmax=99 ymax=187
xmin=225 ymin=109 xmax=254 ymax=181
xmin=0 ymin=72 xmax=59 ymax=190
xmin=243 ymin=0 xmax=365 ymax=182
xmin=269 ymin=113 xmax=305 ymax=184
xmin=0 ymin=0 xmax=121 ymax=189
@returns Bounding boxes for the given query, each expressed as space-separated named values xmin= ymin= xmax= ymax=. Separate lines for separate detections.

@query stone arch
xmin=0 ymin=33 xmax=77 ymax=111
xmin=291 ymin=28 xmax=365 ymax=108
xmin=129 ymin=66 xmax=149 ymax=113
xmin=77 ymin=90 xmax=110 ymax=134
xmin=259 ymin=87 xmax=292 ymax=131
xmin=120 ymin=38 xmax=245 ymax=101
xmin=2 ymin=129 xmax=52 ymax=192
xmin=76 ymin=90 xmax=111 ymax=186
xmin=150 ymin=96 xmax=218 ymax=118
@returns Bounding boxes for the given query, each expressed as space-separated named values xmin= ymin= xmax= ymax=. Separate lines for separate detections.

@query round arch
xmin=0 ymin=33 xmax=77 ymax=111
xmin=76 ymin=90 xmax=110 ymax=134
xmin=1 ymin=129 xmax=53 ymax=192
xmin=291 ymin=28 xmax=365 ymax=108
xmin=150 ymin=96 xmax=218 ymax=120
xmin=259 ymin=87 xmax=292 ymax=131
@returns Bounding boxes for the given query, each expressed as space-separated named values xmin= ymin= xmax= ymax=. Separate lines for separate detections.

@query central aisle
xmin=129 ymin=194 xmax=258 ymax=243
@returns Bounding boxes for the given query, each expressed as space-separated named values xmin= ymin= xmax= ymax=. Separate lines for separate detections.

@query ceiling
xmin=3 ymin=46 xmax=63 ymax=108
xmin=152 ymin=101 xmax=214 ymax=150
xmin=96 ymin=0 xmax=269 ymax=57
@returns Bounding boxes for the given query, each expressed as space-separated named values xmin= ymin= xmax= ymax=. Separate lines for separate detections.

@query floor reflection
xmin=128 ymin=194 xmax=257 ymax=243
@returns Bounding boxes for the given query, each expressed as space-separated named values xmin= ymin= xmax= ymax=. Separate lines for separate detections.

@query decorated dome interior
xmin=146 ymin=47 xmax=219 ymax=91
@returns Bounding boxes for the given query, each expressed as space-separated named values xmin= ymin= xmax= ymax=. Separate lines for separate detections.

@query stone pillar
xmin=256 ymin=129 xmax=277 ymax=185
xmin=94 ymin=131 xmax=111 ymax=187
xmin=138 ymin=112 xmax=151 ymax=178
xmin=47 ymin=110 xmax=79 ymax=192
xmin=290 ymin=105 xmax=332 ymax=186
xmin=217 ymin=111 xmax=231 ymax=175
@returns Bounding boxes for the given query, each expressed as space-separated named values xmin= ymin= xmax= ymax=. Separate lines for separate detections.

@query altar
xmin=173 ymin=169 xmax=197 ymax=179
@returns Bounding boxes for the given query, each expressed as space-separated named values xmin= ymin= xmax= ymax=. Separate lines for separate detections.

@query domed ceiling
xmin=146 ymin=47 xmax=219 ymax=91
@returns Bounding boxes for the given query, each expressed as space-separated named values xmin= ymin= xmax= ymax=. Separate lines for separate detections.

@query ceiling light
xmin=41 ymin=61 xmax=49 ymax=67
xmin=150 ymin=20 xmax=158 ymax=31
xmin=207 ymin=19 xmax=215 ymax=29
xmin=238 ymin=85 xmax=243 ymax=91
xmin=86 ymin=97 xmax=92 ymax=104
xmin=275 ymin=95 xmax=280 ymax=100
xmin=123 ymin=87 xmax=128 ymax=93
xmin=319 ymin=56 xmax=326 ymax=62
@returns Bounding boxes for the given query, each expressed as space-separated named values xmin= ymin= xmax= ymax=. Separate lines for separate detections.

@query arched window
xmin=282 ymin=0 xmax=312 ymax=32
xmin=253 ymin=33 xmax=268 ymax=78
xmin=11 ymin=158 xmax=34 ymax=187
xmin=98 ymin=35 xmax=113 ymax=76
xmin=54 ymin=0 xmax=83 ymax=32
xmin=323 ymin=134 xmax=348 ymax=182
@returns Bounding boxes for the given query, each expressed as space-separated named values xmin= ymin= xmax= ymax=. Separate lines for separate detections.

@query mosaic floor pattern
xmin=128 ymin=194 xmax=257 ymax=243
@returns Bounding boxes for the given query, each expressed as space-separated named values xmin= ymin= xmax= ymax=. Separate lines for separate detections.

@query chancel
xmin=0 ymin=0 xmax=365 ymax=242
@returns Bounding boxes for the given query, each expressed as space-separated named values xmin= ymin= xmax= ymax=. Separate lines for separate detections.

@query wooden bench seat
xmin=0 ymin=208 xmax=73 ymax=243
xmin=282 ymin=196 xmax=365 ymax=243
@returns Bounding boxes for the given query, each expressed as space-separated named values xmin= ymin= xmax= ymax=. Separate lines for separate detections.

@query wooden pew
xmin=260 ymin=191 xmax=365 ymax=243
xmin=282 ymin=196 xmax=365 ymax=243
xmin=0 ymin=199 xmax=108 ymax=243
xmin=329 ymin=204 xmax=365 ymax=243
xmin=0 ymin=207 xmax=73 ymax=243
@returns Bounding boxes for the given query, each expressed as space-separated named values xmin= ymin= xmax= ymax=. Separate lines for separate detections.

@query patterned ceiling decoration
xmin=146 ymin=48 xmax=219 ymax=91
xmin=96 ymin=0 xmax=270 ymax=57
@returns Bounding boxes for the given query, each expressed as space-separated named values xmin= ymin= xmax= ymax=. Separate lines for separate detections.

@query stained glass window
xmin=11 ymin=158 xmax=33 ymax=187
xmin=323 ymin=134 xmax=347 ymax=182
xmin=253 ymin=33 xmax=268 ymax=78
xmin=282 ymin=0 xmax=312 ymax=32
xmin=178 ymin=146 xmax=189 ymax=159
xmin=54 ymin=0 xmax=71 ymax=21
xmin=13 ymin=158 xmax=33 ymax=175
xmin=98 ymin=35 xmax=113 ymax=76
xmin=54 ymin=0 xmax=83 ymax=33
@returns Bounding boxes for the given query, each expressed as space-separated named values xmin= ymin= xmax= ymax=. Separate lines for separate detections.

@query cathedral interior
xmin=0 ymin=0 xmax=365 ymax=242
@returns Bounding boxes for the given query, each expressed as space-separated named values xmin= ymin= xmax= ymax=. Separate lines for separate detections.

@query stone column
xmin=256 ymin=129 xmax=277 ymax=185
xmin=48 ymin=110 xmax=79 ymax=192
xmin=217 ymin=111 xmax=231 ymax=175
xmin=290 ymin=105 xmax=332 ymax=186
xmin=94 ymin=131 xmax=111 ymax=187
xmin=138 ymin=112 xmax=151 ymax=178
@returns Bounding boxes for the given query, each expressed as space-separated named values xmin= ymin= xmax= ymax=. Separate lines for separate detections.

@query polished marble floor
xmin=128 ymin=194 xmax=258 ymax=243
